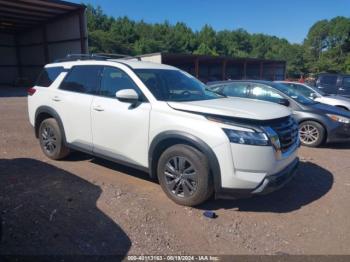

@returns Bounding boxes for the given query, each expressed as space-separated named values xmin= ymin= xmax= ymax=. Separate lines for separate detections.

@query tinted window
xmin=60 ymin=66 xmax=102 ymax=94
xmin=320 ymin=75 xmax=337 ymax=85
xmin=285 ymin=83 xmax=316 ymax=98
xmin=272 ymin=83 xmax=316 ymax=105
xmin=135 ymin=69 xmax=223 ymax=102
xmin=100 ymin=67 xmax=140 ymax=98
xmin=343 ymin=77 xmax=350 ymax=89
xmin=36 ymin=67 xmax=64 ymax=87
xmin=250 ymin=83 xmax=285 ymax=103
xmin=222 ymin=83 xmax=249 ymax=98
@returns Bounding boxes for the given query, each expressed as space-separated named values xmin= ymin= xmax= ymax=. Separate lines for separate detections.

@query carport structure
xmin=0 ymin=0 xmax=87 ymax=87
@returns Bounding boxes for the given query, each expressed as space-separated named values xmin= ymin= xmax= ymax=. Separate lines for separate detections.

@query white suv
xmin=28 ymin=56 xmax=300 ymax=206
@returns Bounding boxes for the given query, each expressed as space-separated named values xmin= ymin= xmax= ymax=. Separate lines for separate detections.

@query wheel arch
xmin=335 ymin=105 xmax=349 ymax=111
xmin=148 ymin=131 xmax=221 ymax=192
xmin=35 ymin=106 xmax=66 ymax=143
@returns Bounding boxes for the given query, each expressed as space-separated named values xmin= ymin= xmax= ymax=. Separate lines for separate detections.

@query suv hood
xmin=167 ymin=97 xmax=291 ymax=121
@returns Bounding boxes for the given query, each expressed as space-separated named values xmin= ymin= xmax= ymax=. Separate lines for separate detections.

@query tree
xmin=85 ymin=5 xmax=350 ymax=76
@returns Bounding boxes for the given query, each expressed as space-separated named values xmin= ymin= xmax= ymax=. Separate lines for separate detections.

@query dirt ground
xmin=1 ymin=88 xmax=350 ymax=257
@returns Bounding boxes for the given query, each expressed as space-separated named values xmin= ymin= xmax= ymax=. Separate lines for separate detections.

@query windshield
xmin=135 ymin=69 xmax=223 ymax=102
xmin=307 ymin=84 xmax=327 ymax=96
xmin=272 ymin=83 xmax=317 ymax=105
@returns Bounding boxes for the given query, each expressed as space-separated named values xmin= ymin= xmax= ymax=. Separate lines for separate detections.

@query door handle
xmin=92 ymin=105 xmax=104 ymax=112
xmin=52 ymin=96 xmax=61 ymax=102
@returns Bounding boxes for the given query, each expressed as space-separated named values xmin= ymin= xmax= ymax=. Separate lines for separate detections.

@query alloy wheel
xmin=299 ymin=124 xmax=319 ymax=145
xmin=41 ymin=124 xmax=57 ymax=154
xmin=164 ymin=156 xmax=198 ymax=198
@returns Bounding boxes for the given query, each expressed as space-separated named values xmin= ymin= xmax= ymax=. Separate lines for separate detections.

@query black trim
xmin=215 ymin=158 xmax=299 ymax=199
xmin=67 ymin=144 xmax=149 ymax=173
xmin=148 ymin=131 xmax=222 ymax=192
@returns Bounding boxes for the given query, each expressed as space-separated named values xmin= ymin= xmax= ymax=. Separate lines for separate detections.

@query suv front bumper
xmin=215 ymin=157 xmax=299 ymax=199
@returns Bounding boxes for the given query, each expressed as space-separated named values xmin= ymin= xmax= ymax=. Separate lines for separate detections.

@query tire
xmin=299 ymin=121 xmax=326 ymax=147
xmin=38 ymin=118 xmax=70 ymax=160
xmin=157 ymin=144 xmax=213 ymax=206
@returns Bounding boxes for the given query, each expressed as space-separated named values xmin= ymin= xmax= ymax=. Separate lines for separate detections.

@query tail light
xmin=27 ymin=87 xmax=36 ymax=96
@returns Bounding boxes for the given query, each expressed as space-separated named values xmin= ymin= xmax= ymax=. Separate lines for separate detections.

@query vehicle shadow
xmin=198 ymin=161 xmax=334 ymax=213
xmin=0 ymin=158 xmax=131 ymax=258
xmin=0 ymin=87 xmax=27 ymax=98
xmin=322 ymin=142 xmax=350 ymax=150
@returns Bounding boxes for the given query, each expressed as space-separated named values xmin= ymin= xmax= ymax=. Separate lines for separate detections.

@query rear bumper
xmin=215 ymin=158 xmax=299 ymax=199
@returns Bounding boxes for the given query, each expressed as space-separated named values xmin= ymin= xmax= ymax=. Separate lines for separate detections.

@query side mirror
xmin=115 ymin=89 xmax=139 ymax=103
xmin=310 ymin=93 xmax=317 ymax=99
xmin=278 ymin=98 xmax=290 ymax=107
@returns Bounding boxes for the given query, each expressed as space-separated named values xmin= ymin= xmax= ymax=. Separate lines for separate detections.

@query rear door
xmin=53 ymin=65 xmax=102 ymax=152
xmin=337 ymin=76 xmax=350 ymax=98
xmin=91 ymin=66 xmax=151 ymax=167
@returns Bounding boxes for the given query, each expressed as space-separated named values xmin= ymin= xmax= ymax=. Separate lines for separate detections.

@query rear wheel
xmin=299 ymin=121 xmax=325 ymax=147
xmin=39 ymin=118 xmax=70 ymax=160
xmin=157 ymin=144 xmax=213 ymax=206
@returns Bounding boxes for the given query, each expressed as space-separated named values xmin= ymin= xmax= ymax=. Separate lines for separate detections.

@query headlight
xmin=223 ymin=128 xmax=269 ymax=146
xmin=327 ymin=114 xmax=350 ymax=124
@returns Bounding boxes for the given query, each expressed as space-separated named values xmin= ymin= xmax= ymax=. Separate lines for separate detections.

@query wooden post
xmin=260 ymin=62 xmax=263 ymax=79
xmin=42 ymin=26 xmax=49 ymax=63
xmin=194 ymin=58 xmax=199 ymax=78
xmin=78 ymin=8 xmax=87 ymax=54
xmin=14 ymin=34 xmax=22 ymax=81
xmin=222 ymin=60 xmax=227 ymax=80
xmin=243 ymin=61 xmax=247 ymax=79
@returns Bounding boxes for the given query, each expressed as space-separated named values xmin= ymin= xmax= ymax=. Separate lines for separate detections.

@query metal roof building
xmin=138 ymin=52 xmax=286 ymax=83
xmin=0 ymin=0 xmax=87 ymax=86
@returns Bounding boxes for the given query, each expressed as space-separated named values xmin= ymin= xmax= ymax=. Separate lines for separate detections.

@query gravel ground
xmin=1 ymin=89 xmax=350 ymax=257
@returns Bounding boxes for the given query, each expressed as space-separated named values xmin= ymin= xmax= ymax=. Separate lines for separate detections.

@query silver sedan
xmin=275 ymin=81 xmax=350 ymax=111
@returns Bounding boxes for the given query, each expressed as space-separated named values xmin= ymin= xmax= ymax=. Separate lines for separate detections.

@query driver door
xmin=91 ymin=66 xmax=151 ymax=168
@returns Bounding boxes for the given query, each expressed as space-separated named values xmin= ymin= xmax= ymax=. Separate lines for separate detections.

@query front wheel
xmin=157 ymin=144 xmax=213 ymax=206
xmin=299 ymin=121 xmax=325 ymax=147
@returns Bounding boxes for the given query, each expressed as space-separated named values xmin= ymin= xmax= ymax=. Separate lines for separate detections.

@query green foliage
xmin=86 ymin=4 xmax=350 ymax=76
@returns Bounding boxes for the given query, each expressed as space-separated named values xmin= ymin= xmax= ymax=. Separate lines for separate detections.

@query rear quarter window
xmin=36 ymin=67 xmax=64 ymax=87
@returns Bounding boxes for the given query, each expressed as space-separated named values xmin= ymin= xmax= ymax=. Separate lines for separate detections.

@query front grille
xmin=269 ymin=116 xmax=299 ymax=152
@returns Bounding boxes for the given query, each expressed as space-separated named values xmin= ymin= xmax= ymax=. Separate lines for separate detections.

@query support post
xmin=243 ymin=61 xmax=247 ymax=79
xmin=222 ymin=60 xmax=227 ymax=80
xmin=194 ymin=58 xmax=199 ymax=78
xmin=78 ymin=8 xmax=87 ymax=54
xmin=42 ymin=25 xmax=49 ymax=63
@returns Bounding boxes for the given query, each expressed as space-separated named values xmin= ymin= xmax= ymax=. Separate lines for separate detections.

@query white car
xmin=28 ymin=55 xmax=299 ymax=206
xmin=276 ymin=81 xmax=350 ymax=111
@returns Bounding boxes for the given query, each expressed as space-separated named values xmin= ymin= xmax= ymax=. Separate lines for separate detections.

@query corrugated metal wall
xmin=0 ymin=10 xmax=87 ymax=87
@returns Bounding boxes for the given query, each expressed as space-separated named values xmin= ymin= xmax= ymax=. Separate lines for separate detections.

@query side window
xmin=343 ymin=77 xmax=350 ymax=89
xmin=36 ymin=67 xmax=64 ymax=87
xmin=294 ymin=84 xmax=313 ymax=98
xmin=100 ymin=67 xmax=140 ymax=98
xmin=223 ymin=83 xmax=249 ymax=98
xmin=250 ymin=83 xmax=284 ymax=103
xmin=320 ymin=75 xmax=337 ymax=86
xmin=60 ymin=66 xmax=102 ymax=94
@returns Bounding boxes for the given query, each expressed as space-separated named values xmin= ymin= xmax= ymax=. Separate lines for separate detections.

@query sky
xmin=70 ymin=0 xmax=350 ymax=43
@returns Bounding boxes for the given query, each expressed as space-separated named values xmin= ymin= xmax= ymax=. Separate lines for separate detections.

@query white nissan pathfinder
xmin=27 ymin=55 xmax=300 ymax=206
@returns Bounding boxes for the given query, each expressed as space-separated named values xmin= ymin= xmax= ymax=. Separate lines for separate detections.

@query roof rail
xmin=55 ymin=53 xmax=141 ymax=62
